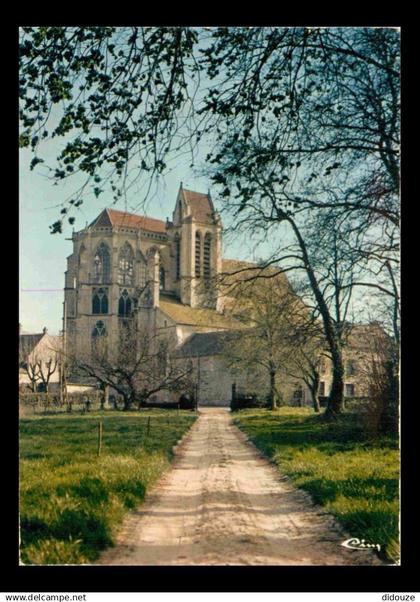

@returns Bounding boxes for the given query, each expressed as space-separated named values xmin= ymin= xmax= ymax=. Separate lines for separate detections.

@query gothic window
xmin=160 ymin=266 xmax=166 ymax=291
xmin=319 ymin=381 xmax=325 ymax=396
xmin=203 ymin=233 xmax=211 ymax=280
xmin=138 ymin=261 xmax=146 ymax=288
xmin=92 ymin=320 xmax=107 ymax=358
xmin=118 ymin=289 xmax=132 ymax=317
xmin=92 ymin=288 xmax=109 ymax=314
xmin=175 ymin=234 xmax=181 ymax=280
xmin=195 ymin=231 xmax=201 ymax=278
xmin=93 ymin=243 xmax=111 ymax=283
xmin=118 ymin=242 xmax=134 ymax=285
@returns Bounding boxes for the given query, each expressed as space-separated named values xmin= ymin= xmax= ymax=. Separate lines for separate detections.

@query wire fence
xmin=19 ymin=390 xmax=104 ymax=416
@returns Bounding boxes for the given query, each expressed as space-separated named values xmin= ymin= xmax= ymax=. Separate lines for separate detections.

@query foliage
xmin=19 ymin=27 xmax=399 ymax=230
xmin=19 ymin=410 xmax=196 ymax=564
xmin=19 ymin=26 xmax=201 ymax=231
xmin=233 ymin=408 xmax=399 ymax=563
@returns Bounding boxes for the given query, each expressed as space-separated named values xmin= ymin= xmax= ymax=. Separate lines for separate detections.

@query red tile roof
xmin=91 ymin=209 xmax=167 ymax=234
xmin=181 ymin=188 xmax=215 ymax=223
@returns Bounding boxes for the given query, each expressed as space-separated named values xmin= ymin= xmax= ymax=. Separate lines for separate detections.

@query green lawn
xmin=233 ymin=407 xmax=400 ymax=564
xmin=19 ymin=409 xmax=197 ymax=564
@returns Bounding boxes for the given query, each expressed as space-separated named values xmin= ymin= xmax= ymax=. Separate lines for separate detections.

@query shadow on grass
xmin=302 ymin=477 xmax=399 ymax=505
xmin=239 ymin=411 xmax=397 ymax=452
xmin=21 ymin=476 xmax=148 ymax=560
xmin=21 ymin=509 xmax=113 ymax=552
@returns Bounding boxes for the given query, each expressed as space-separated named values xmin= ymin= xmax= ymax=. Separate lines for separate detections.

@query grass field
xmin=19 ymin=409 xmax=197 ymax=565
xmin=233 ymin=407 xmax=400 ymax=563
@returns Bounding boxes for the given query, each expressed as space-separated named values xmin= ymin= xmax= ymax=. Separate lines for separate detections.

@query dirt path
xmin=98 ymin=408 xmax=382 ymax=565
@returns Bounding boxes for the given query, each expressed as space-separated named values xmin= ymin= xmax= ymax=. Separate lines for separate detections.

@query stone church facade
xmin=64 ymin=185 xmax=250 ymax=405
xmin=64 ymin=185 xmax=382 ymax=406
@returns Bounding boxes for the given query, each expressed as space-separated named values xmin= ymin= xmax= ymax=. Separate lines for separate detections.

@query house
xmin=19 ymin=325 xmax=61 ymax=392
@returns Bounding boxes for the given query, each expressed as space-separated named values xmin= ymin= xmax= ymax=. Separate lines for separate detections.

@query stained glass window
xmin=92 ymin=320 xmax=107 ymax=358
xmin=93 ymin=243 xmax=111 ymax=283
xmin=118 ymin=289 xmax=132 ymax=317
xmin=118 ymin=242 xmax=134 ymax=285
xmin=92 ymin=288 xmax=108 ymax=314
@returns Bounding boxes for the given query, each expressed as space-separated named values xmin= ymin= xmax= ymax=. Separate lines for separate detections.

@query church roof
xmin=90 ymin=209 xmax=166 ymax=234
xmin=19 ymin=333 xmax=45 ymax=357
xmin=159 ymin=295 xmax=243 ymax=329
xmin=221 ymin=258 xmax=287 ymax=279
xmin=176 ymin=330 xmax=240 ymax=358
xmin=180 ymin=188 xmax=215 ymax=224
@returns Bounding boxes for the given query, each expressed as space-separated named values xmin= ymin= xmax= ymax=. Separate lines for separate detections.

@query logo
xmin=341 ymin=537 xmax=381 ymax=552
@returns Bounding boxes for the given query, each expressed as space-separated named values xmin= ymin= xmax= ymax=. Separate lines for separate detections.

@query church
xmin=64 ymin=184 xmax=259 ymax=405
xmin=64 ymin=184 xmax=376 ymax=407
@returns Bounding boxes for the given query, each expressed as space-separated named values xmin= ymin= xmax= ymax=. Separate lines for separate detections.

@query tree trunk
xmin=288 ymin=217 xmax=345 ymax=417
xmin=326 ymin=344 xmax=345 ymax=417
xmin=269 ymin=370 xmax=277 ymax=410
xmin=310 ymin=376 xmax=320 ymax=413
xmin=122 ymin=394 xmax=132 ymax=411
xmin=379 ymin=353 xmax=399 ymax=437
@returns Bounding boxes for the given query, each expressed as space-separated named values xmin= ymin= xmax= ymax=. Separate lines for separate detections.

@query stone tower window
xmin=195 ymin=231 xmax=201 ymax=278
xmin=175 ymin=234 xmax=181 ymax=280
xmin=93 ymin=243 xmax=111 ymax=283
xmin=92 ymin=288 xmax=109 ymax=315
xmin=160 ymin=266 xmax=166 ymax=291
xmin=118 ymin=289 xmax=132 ymax=317
xmin=118 ymin=242 xmax=134 ymax=286
xmin=92 ymin=320 xmax=107 ymax=358
xmin=203 ymin=233 xmax=211 ymax=280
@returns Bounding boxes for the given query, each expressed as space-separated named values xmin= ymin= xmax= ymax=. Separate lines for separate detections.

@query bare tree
xmin=36 ymin=357 xmax=58 ymax=393
xmin=19 ymin=357 xmax=41 ymax=392
xmin=73 ymin=319 xmax=193 ymax=410
xmin=34 ymin=337 xmax=61 ymax=393
xmin=345 ymin=322 xmax=398 ymax=437
xmin=220 ymin=272 xmax=310 ymax=410
xmin=278 ymin=315 xmax=326 ymax=413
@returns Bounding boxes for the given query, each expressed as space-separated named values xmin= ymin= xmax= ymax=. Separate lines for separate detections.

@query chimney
xmin=42 ymin=327 xmax=48 ymax=334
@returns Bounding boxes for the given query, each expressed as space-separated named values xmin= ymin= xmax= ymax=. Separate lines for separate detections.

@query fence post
xmin=97 ymin=420 xmax=103 ymax=456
